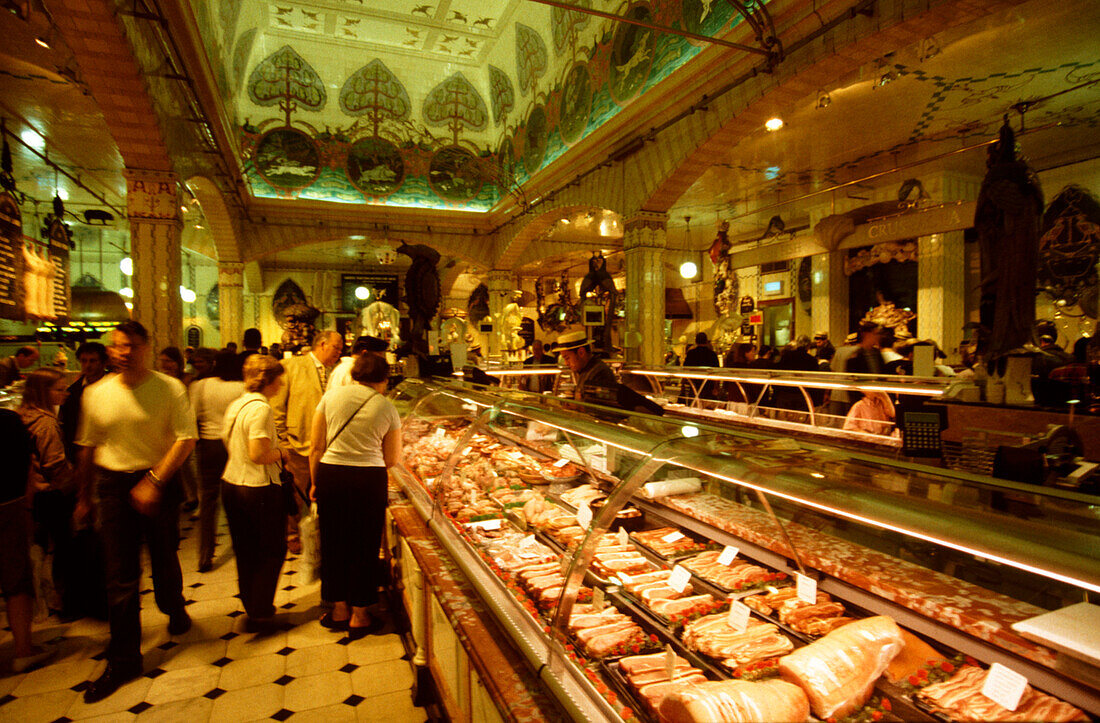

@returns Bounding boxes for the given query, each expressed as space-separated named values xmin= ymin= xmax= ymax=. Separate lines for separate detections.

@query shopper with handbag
xmin=308 ymin=352 xmax=402 ymax=638
xmin=221 ymin=355 xmax=291 ymax=633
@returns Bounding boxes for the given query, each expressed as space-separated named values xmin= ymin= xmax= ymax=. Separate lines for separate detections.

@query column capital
xmin=124 ymin=169 xmax=180 ymax=224
xmin=487 ymin=269 xmax=514 ymax=290
xmin=218 ymin=262 xmax=245 ymax=288
xmin=623 ymin=210 xmax=668 ymax=233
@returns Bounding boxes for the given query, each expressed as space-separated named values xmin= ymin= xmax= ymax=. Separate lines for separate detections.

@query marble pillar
xmin=917 ymin=231 xmax=966 ymax=359
xmin=623 ymin=212 xmax=667 ymax=365
xmin=125 ymin=169 xmax=181 ymax=354
xmin=487 ymin=269 xmax=513 ymax=359
xmin=811 ymin=251 xmax=850 ymax=346
xmin=218 ymin=262 xmax=244 ymax=349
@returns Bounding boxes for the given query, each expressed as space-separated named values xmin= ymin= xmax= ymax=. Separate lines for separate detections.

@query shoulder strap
xmin=226 ymin=398 xmax=266 ymax=444
xmin=326 ymin=388 xmax=376 ymax=448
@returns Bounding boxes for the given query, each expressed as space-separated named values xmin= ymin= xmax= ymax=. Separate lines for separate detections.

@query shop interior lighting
xmin=179 ymin=286 xmax=196 ymax=303
xmin=679 ymin=260 xmax=698 ymax=279
xmin=644 ymin=369 xmax=946 ymax=396
xmin=681 ymin=425 xmax=700 ymax=438
xmin=118 ymin=287 xmax=133 ymax=298
xmin=119 ymin=257 xmax=132 ymax=276
xmin=124 ymin=301 xmax=133 ymax=310
xmin=354 ymin=286 xmax=370 ymax=300
xmin=20 ymin=129 xmax=44 ymax=151
xmin=54 ymin=186 xmax=68 ymax=201
xmin=764 ymin=117 xmax=784 ymax=131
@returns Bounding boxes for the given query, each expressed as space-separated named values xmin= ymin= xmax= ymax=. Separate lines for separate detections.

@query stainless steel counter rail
xmin=392 ymin=466 xmax=624 ymax=723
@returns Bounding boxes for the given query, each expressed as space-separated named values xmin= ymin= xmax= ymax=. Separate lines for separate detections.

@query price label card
xmin=669 ymin=565 xmax=692 ymax=593
xmin=485 ymin=442 xmax=501 ymax=450
xmin=507 ymin=450 xmax=525 ymax=461
xmin=519 ymin=535 xmax=537 ymax=548
xmin=617 ymin=527 xmax=630 ymax=547
xmin=469 ymin=518 xmax=502 ymax=531
xmin=718 ymin=546 xmax=740 ymax=566
xmin=662 ymin=530 xmax=686 ymax=544
xmin=553 ymin=458 xmax=571 ymax=468
xmin=590 ymin=457 xmax=609 ymax=474
xmin=617 ymin=572 xmax=633 ymax=586
xmin=727 ymin=601 xmax=751 ymax=633
xmin=434 ymin=428 xmax=446 ymax=438
xmin=795 ymin=573 xmax=817 ymax=604
xmin=576 ymin=503 xmax=593 ymax=528
xmin=665 ymin=644 xmax=676 ymax=682
xmin=981 ymin=663 xmax=1028 ymax=711
xmin=461 ymin=446 xmax=473 ymax=456
xmin=592 ymin=586 xmax=605 ymax=612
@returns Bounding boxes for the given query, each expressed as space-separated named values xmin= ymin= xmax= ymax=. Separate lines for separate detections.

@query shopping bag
xmin=299 ymin=503 xmax=321 ymax=584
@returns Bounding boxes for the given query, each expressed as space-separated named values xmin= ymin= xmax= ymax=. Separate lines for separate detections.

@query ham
xmin=659 ymin=679 xmax=811 ymax=723
xmin=585 ymin=625 xmax=646 ymax=657
xmin=917 ymin=665 xmax=1088 ymax=722
xmin=622 ymin=570 xmax=672 ymax=592
xmin=778 ymin=616 xmax=905 ymax=720
xmin=641 ymin=585 xmax=687 ymax=604
xmin=619 ymin=652 xmax=689 ymax=675
xmin=682 ymin=615 xmax=793 ymax=664
xmin=650 ymin=594 xmax=714 ymax=618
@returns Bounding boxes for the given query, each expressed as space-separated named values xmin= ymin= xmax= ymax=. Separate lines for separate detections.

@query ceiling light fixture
xmin=119 ymin=257 xmax=132 ymax=275
xmin=20 ymin=129 xmax=45 ymax=151
xmin=119 ymin=287 xmax=133 ymax=298
xmin=354 ymin=286 xmax=370 ymax=300
xmin=764 ymin=117 xmax=784 ymax=131
xmin=679 ymin=261 xmax=698 ymax=279
xmin=34 ymin=33 xmax=50 ymax=49
xmin=179 ymin=286 xmax=196 ymax=303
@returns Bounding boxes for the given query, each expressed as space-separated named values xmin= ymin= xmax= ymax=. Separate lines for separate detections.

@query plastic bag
xmin=299 ymin=503 xmax=321 ymax=584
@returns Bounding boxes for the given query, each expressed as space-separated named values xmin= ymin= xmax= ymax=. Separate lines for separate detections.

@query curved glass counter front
xmin=391 ymin=378 xmax=1100 ymax=720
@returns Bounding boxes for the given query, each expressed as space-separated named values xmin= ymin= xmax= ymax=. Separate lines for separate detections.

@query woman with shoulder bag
xmin=309 ymin=353 xmax=402 ymax=638
xmin=221 ymin=355 xmax=290 ymax=633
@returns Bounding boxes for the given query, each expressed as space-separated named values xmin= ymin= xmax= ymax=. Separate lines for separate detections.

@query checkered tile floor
xmin=0 ymin=510 xmax=427 ymax=722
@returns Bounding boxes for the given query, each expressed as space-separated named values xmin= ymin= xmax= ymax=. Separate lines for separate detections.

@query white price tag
xmin=727 ymin=601 xmax=751 ymax=633
xmin=461 ymin=446 xmax=473 ymax=456
xmin=661 ymin=530 xmax=686 ymax=544
xmin=669 ymin=565 xmax=691 ymax=593
xmin=592 ymin=586 xmax=605 ymax=612
xmin=553 ymin=458 xmax=571 ymax=468
xmin=718 ymin=546 xmax=739 ymax=566
xmin=469 ymin=518 xmax=502 ymax=531
xmin=981 ymin=663 xmax=1028 ymax=711
xmin=434 ymin=427 xmax=446 ymax=438
xmin=665 ymin=644 xmax=676 ymax=682
xmin=519 ymin=535 xmax=537 ymax=548
xmin=617 ymin=572 xmax=633 ymax=586
xmin=576 ymin=503 xmax=593 ymax=528
xmin=795 ymin=573 xmax=817 ymax=604
xmin=590 ymin=457 xmax=609 ymax=474
xmin=617 ymin=527 xmax=630 ymax=547
xmin=507 ymin=450 xmax=525 ymax=461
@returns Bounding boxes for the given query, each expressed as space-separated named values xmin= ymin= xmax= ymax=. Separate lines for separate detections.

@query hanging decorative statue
xmin=711 ymin=221 xmax=738 ymax=318
xmin=578 ymin=250 xmax=617 ymax=350
xmin=360 ymin=288 xmax=401 ymax=348
xmin=975 ymin=116 xmax=1044 ymax=357
xmin=396 ymin=241 xmax=441 ymax=355
xmin=500 ymin=290 xmax=525 ymax=351
xmin=538 ymin=271 xmax=578 ymax=332
xmin=1038 ymin=185 xmax=1100 ymax=311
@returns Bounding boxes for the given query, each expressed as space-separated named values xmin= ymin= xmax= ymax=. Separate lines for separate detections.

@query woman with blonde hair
xmin=221 ymin=354 xmax=290 ymax=632
xmin=19 ymin=368 xmax=78 ymax=620
xmin=309 ymin=353 xmax=401 ymax=637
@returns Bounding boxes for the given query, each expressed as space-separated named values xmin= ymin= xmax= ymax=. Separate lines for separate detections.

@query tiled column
xmin=487 ymin=269 xmax=513 ymax=359
xmin=623 ymin=212 xmax=667 ymax=365
xmin=218 ymin=262 xmax=244 ymax=349
xmin=917 ymin=232 xmax=965 ymax=359
xmin=812 ymin=251 xmax=850 ymax=344
xmin=125 ymin=169 xmax=181 ymax=353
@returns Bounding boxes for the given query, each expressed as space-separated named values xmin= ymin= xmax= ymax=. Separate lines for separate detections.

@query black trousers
xmin=221 ymin=482 xmax=286 ymax=619
xmin=32 ymin=488 xmax=78 ymax=613
xmin=315 ymin=464 xmax=388 ymax=607
xmin=195 ymin=438 xmax=228 ymax=565
xmin=94 ymin=468 xmax=185 ymax=669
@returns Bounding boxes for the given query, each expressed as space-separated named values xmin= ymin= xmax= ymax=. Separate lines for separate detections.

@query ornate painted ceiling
xmin=192 ymin=0 xmax=764 ymax=211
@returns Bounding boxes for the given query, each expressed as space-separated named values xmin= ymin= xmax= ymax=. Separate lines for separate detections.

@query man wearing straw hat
xmin=551 ymin=330 xmax=616 ymax=404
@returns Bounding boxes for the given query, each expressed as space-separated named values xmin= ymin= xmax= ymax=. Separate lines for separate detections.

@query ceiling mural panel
xmin=218 ymin=0 xmax=762 ymax=209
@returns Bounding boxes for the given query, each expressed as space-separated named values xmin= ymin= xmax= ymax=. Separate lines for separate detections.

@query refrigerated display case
xmin=390 ymin=378 xmax=1100 ymax=722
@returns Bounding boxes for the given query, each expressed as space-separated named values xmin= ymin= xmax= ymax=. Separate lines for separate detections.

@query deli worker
xmin=552 ymin=330 xmax=616 ymax=404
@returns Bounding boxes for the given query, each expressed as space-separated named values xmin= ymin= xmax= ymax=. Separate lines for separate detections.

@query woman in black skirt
xmin=221 ymin=355 xmax=289 ymax=632
xmin=308 ymin=353 xmax=402 ymax=638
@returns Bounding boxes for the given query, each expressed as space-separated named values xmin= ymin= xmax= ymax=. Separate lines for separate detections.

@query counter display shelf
xmin=390 ymin=379 xmax=1100 ymax=722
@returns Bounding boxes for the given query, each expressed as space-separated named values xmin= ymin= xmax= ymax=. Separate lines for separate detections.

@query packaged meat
xmin=883 ymin=629 xmax=946 ymax=684
xmin=916 ymin=665 xmax=1088 ymax=722
xmin=640 ymin=478 xmax=703 ymax=499
xmin=631 ymin=527 xmax=709 ymax=557
xmin=778 ymin=615 xmax=905 ymax=719
xmin=682 ymin=614 xmax=794 ymax=667
xmin=658 ymin=679 xmax=811 ymax=723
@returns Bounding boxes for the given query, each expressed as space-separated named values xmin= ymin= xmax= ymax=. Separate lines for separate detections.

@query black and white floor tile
xmin=0 ymin=512 xmax=427 ymax=722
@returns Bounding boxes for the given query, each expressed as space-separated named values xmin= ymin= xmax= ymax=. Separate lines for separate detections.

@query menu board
xmin=0 ymin=190 xmax=23 ymax=320
xmin=45 ymin=218 xmax=71 ymax=320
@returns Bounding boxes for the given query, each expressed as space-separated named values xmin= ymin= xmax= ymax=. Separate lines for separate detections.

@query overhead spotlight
xmin=354 ymin=286 xmax=370 ymax=300
xmin=179 ymin=286 xmax=196 ymax=303
xmin=764 ymin=117 xmax=784 ymax=132
xmin=34 ymin=32 xmax=50 ymax=49
xmin=679 ymin=261 xmax=698 ymax=279
xmin=815 ymin=90 xmax=831 ymax=109
xmin=20 ymin=129 xmax=44 ymax=151
xmin=119 ymin=257 xmax=133 ymax=276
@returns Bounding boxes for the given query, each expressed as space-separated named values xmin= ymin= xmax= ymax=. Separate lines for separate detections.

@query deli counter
xmin=388 ymin=378 xmax=1100 ymax=722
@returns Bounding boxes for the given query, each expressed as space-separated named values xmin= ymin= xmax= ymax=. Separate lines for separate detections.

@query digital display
xmin=763 ymin=280 xmax=782 ymax=294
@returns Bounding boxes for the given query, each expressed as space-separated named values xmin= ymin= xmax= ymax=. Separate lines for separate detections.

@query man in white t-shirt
xmin=75 ymin=321 xmax=198 ymax=703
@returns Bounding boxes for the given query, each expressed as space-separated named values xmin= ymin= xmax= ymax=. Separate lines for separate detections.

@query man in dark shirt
xmin=681 ymin=332 xmax=720 ymax=403
xmin=552 ymin=330 xmax=616 ymax=403
xmin=60 ymin=341 xmax=108 ymax=462
xmin=846 ymin=322 xmax=886 ymax=375
xmin=0 ymin=346 xmax=39 ymax=387
xmin=522 ymin=339 xmax=558 ymax=393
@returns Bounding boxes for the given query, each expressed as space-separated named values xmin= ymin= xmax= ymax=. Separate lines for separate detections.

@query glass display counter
xmin=390 ymin=378 xmax=1100 ymax=722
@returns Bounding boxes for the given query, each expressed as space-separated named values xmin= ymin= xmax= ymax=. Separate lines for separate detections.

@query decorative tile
xmin=279 ymin=602 xmax=296 ymax=610
xmin=345 ymin=634 xmax=404 ymax=667
xmin=276 ymin=647 xmax=295 ymax=656
xmin=0 ymin=689 xmax=78 ymax=721
xmin=274 ymin=675 xmax=295 ymax=686
xmin=219 ymin=654 xmax=286 ymax=691
xmin=208 ymin=683 xmax=286 ymax=723
xmin=283 ymin=672 xmax=353 ymax=712
xmin=0 ymin=693 xmax=16 ymax=705
xmin=282 ymin=585 xmax=297 ymax=591
xmin=290 ymin=704 xmax=357 ymax=721
xmin=343 ymin=694 xmax=364 ymax=707
xmin=340 ymin=663 xmax=358 ymax=674
xmin=134 ymin=695 xmax=213 ymax=722
xmin=226 ymin=630 xmax=289 ymax=660
xmin=144 ymin=668 xmax=167 ymax=679
xmin=13 ymin=659 xmax=98 ymax=697
xmin=204 ymin=687 xmax=227 ymax=699
xmin=130 ymin=702 xmax=153 ymax=714
xmin=66 ymin=676 xmax=153 ymax=719
xmin=286 ymin=645 xmax=347 ymax=677
xmin=349 ymin=660 xmax=414 ymax=699
xmin=270 ymin=709 xmax=294 ymax=721
xmin=355 ymin=689 xmax=427 ymax=723
xmin=227 ymin=610 xmax=245 ymax=618
xmin=189 ymin=582 xmax=204 ymax=589
xmin=212 ymin=656 xmax=233 ymax=667
xmin=144 ymin=665 xmax=220 ymax=705
xmin=51 ymin=716 xmax=73 ymax=722
xmin=159 ymin=640 xmax=228 ymax=672
xmin=220 ymin=632 xmax=239 ymax=641
xmin=157 ymin=641 xmax=179 ymax=651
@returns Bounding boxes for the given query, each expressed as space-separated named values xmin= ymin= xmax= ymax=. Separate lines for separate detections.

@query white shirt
xmin=222 ymin=393 xmax=279 ymax=487
xmin=327 ymin=356 xmax=355 ymax=389
xmin=315 ymin=384 xmax=400 ymax=467
xmin=77 ymin=371 xmax=197 ymax=472
xmin=189 ymin=377 xmax=246 ymax=439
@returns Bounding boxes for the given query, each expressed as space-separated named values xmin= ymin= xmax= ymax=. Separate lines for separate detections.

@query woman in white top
xmin=221 ymin=355 xmax=290 ymax=632
xmin=189 ymin=350 xmax=245 ymax=572
xmin=309 ymin=353 xmax=402 ymax=637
